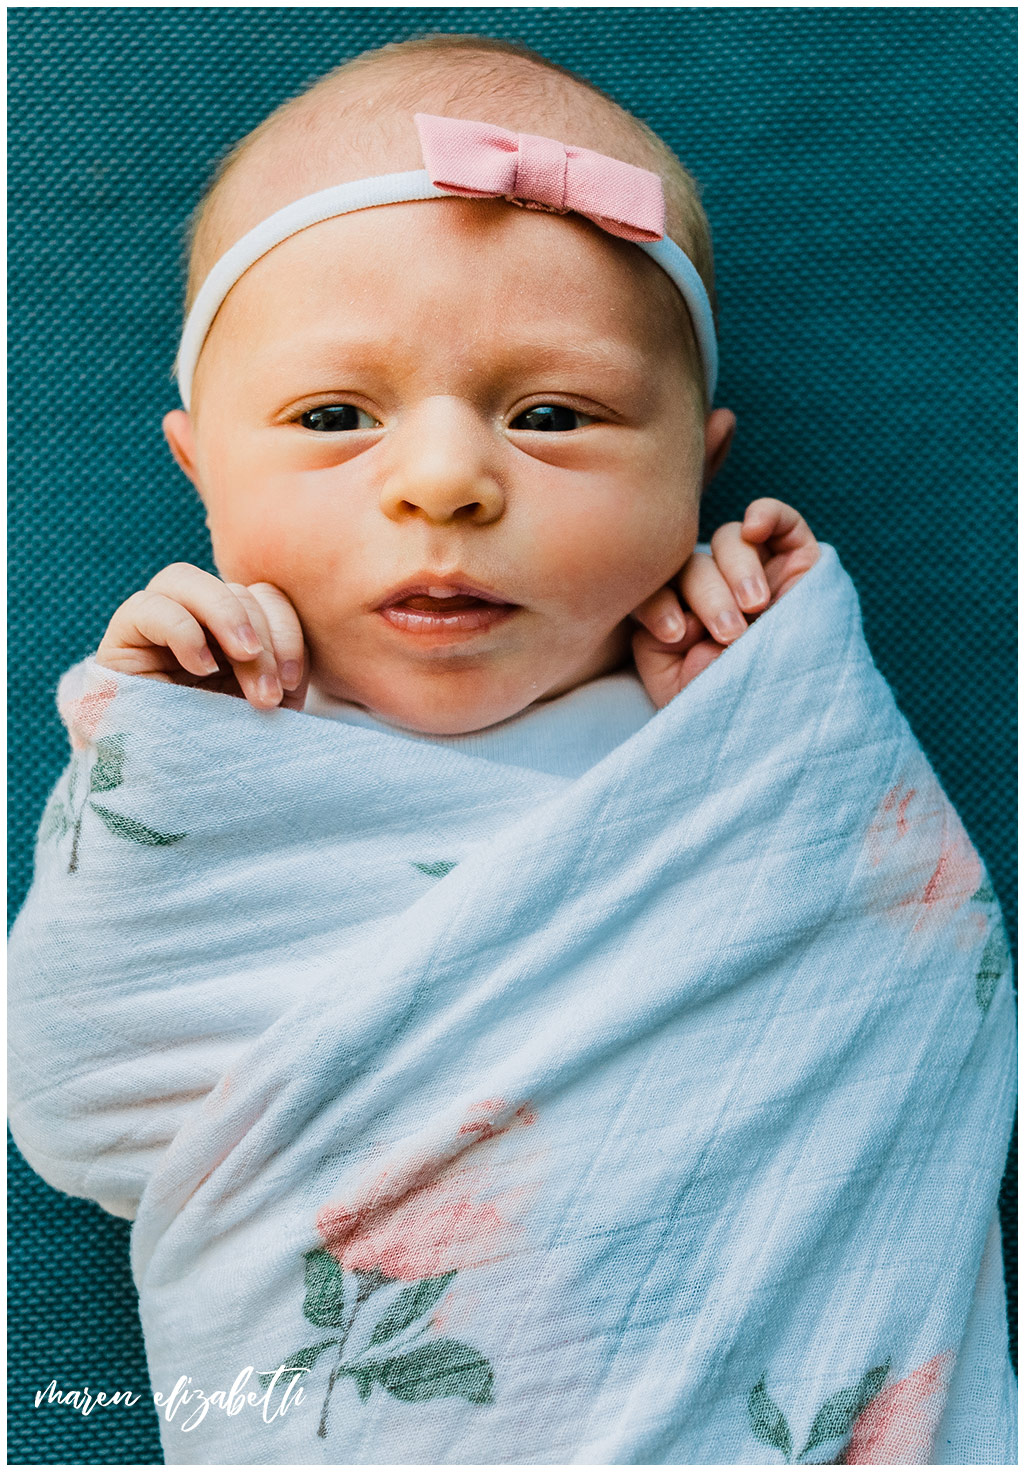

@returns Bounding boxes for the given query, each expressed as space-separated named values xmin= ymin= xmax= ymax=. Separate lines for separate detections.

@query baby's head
xmin=163 ymin=35 xmax=735 ymax=734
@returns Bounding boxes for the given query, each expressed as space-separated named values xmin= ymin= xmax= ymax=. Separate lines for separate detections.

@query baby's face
xmin=167 ymin=198 xmax=719 ymax=734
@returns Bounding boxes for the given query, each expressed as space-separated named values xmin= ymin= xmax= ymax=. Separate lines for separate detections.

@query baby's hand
xmin=94 ymin=563 xmax=309 ymax=711
xmin=631 ymin=499 xmax=820 ymax=710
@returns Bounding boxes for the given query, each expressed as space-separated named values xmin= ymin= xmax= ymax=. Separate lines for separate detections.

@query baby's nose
xmin=379 ymin=398 xmax=505 ymax=525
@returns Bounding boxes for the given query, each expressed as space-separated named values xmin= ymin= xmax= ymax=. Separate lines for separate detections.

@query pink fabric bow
xmin=414 ymin=112 xmax=665 ymax=244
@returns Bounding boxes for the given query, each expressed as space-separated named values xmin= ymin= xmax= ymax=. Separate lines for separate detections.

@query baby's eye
xmin=511 ymin=405 xmax=596 ymax=432
xmin=298 ymin=404 xmax=379 ymax=432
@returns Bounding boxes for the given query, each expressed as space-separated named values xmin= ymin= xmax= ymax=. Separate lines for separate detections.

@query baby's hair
xmin=181 ymin=35 xmax=712 ymax=304
xmin=181 ymin=33 xmax=717 ymax=406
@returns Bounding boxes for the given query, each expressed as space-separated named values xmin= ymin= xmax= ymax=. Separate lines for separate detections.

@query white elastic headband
xmin=175 ymin=170 xmax=718 ymax=410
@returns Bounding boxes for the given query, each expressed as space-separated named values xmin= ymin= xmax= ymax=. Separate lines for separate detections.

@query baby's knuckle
xmin=150 ymin=560 xmax=197 ymax=584
xmin=166 ymin=601 xmax=198 ymax=629
xmin=246 ymin=580 xmax=288 ymax=601
xmin=135 ymin=587 xmax=169 ymax=616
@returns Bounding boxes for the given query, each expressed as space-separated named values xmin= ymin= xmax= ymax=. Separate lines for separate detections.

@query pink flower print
xmin=865 ymin=780 xmax=982 ymax=936
xmin=281 ymin=1104 xmax=543 ymax=1434
xmin=844 ymin=1350 xmax=954 ymax=1464
xmin=317 ymin=1182 xmax=518 ymax=1282
xmin=457 ymin=1098 xmax=537 ymax=1142
xmin=202 ymin=1073 xmax=233 ymax=1115
xmin=317 ymin=1099 xmax=537 ymax=1282
xmin=58 ymin=675 xmax=118 ymax=751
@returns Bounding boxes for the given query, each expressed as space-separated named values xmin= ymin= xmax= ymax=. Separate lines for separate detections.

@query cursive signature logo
xmin=153 ymin=1365 xmax=307 ymax=1431
xmin=34 ymin=1380 xmax=141 ymax=1417
xmin=35 ymin=1367 xmax=307 ymax=1433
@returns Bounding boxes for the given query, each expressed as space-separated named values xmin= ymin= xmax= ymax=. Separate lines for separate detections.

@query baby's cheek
xmin=207 ymin=498 xmax=360 ymax=598
xmin=538 ymin=493 xmax=698 ymax=623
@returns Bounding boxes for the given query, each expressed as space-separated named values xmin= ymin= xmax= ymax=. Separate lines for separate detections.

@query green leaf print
xmin=55 ymin=734 xmax=188 ymax=871
xmin=412 ymin=860 xmax=457 ymax=878
xmin=302 ymin=1248 xmax=348 ymax=1328
xmin=88 ymin=804 xmax=186 ymax=846
xmin=976 ymin=921 xmax=1010 ymax=1014
xmin=797 ymin=1361 xmax=890 ymax=1460
xmin=970 ymin=876 xmax=1011 ymax=1014
xmin=748 ymin=1375 xmax=793 ymax=1460
xmin=258 ymin=1339 xmax=338 ymax=1390
xmin=89 ymin=734 xmax=126 ymax=793
xmin=274 ymin=1252 xmax=495 ymax=1435
xmin=67 ymin=752 xmax=85 ymax=804
xmin=369 ymin=1271 xmax=456 ymax=1347
xmin=343 ymin=1366 xmax=374 ymax=1402
xmin=352 ymin=1266 xmax=393 ymax=1297
xmin=39 ymin=795 xmax=70 ymax=843
xmin=366 ymin=1338 xmax=494 ymax=1404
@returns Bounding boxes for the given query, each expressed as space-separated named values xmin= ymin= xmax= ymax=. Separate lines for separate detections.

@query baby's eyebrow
xmin=271 ymin=334 xmax=649 ymax=384
xmin=494 ymin=337 xmax=649 ymax=380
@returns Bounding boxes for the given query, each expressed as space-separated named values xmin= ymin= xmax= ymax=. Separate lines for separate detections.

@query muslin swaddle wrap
xmin=8 ymin=545 xmax=1016 ymax=1464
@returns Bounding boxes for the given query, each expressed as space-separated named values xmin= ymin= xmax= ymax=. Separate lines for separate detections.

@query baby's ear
xmin=162 ymin=410 xmax=201 ymax=492
xmin=702 ymin=408 xmax=736 ymax=488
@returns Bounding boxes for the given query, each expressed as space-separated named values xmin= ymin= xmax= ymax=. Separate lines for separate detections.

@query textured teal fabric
xmin=9 ymin=8 xmax=1015 ymax=1463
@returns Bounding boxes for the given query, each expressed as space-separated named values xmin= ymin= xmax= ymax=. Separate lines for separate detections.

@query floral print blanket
xmin=8 ymin=546 xmax=1016 ymax=1464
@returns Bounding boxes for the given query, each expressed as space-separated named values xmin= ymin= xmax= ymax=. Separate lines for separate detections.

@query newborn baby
xmin=92 ymin=38 xmax=818 ymax=734
xmin=12 ymin=33 xmax=1015 ymax=1469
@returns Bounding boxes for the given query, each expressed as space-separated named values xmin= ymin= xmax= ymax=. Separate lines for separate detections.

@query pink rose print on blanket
xmin=267 ymin=1099 xmax=538 ymax=1440
xmin=865 ymin=780 xmax=982 ymax=936
xmin=864 ymin=780 xmax=1010 ymax=1011
xmin=317 ymin=1187 xmax=513 ymax=1282
xmin=43 ymin=672 xmax=185 ymax=871
xmin=316 ymin=1096 xmax=536 ymax=1280
xmin=843 ymin=1350 xmax=954 ymax=1464
xmin=58 ymin=674 xmax=118 ymax=751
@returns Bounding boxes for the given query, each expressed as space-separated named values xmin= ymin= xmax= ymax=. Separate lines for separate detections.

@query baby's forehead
xmin=191 ymin=70 xmax=663 ymax=296
xmin=184 ymin=65 xmax=710 ymax=407
xmin=236 ymin=199 xmax=688 ymax=358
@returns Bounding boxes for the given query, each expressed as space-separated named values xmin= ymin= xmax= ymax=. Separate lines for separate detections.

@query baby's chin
xmin=314 ymin=630 xmax=633 ymax=736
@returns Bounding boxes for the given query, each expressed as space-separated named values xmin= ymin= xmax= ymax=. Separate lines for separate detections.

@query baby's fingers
xmin=632 ymin=626 xmax=726 ymax=710
xmin=136 ymin=563 xmax=280 ymax=706
xmin=102 ymin=591 xmax=224 ymax=679
xmin=741 ymin=497 xmax=816 ymax=553
xmin=222 ymin=584 xmax=285 ymax=708
xmin=140 ymin=562 xmax=267 ymax=670
xmin=630 ymin=587 xmax=706 ymax=648
xmin=708 ymin=522 xmax=771 ymax=614
xmin=244 ymin=582 xmax=309 ymax=711
xmin=677 ymin=551 xmax=748 ymax=645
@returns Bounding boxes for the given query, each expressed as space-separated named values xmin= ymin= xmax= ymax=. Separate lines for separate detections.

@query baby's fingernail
xmin=280 ymin=660 xmax=301 ymax=689
xmin=198 ymin=644 xmax=219 ymax=673
xmin=257 ymin=674 xmax=282 ymax=703
xmin=712 ymin=610 xmax=746 ymax=641
xmin=237 ymin=624 xmax=262 ymax=656
xmin=656 ymin=611 xmax=687 ymax=642
xmin=738 ymin=577 xmax=768 ymax=608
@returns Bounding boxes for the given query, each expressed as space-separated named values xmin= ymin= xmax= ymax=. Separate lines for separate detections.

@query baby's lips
xmin=373 ymin=575 xmax=519 ymax=611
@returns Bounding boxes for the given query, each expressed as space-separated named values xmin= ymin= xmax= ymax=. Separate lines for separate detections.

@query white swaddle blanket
xmin=8 ymin=545 xmax=1016 ymax=1465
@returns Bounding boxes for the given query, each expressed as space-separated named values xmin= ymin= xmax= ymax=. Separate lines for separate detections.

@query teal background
xmin=9 ymin=7 xmax=1015 ymax=1462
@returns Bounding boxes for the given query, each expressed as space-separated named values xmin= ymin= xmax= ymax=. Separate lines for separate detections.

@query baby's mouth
xmin=401 ymin=592 xmax=493 ymax=612
xmin=375 ymin=581 xmax=521 ymax=639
